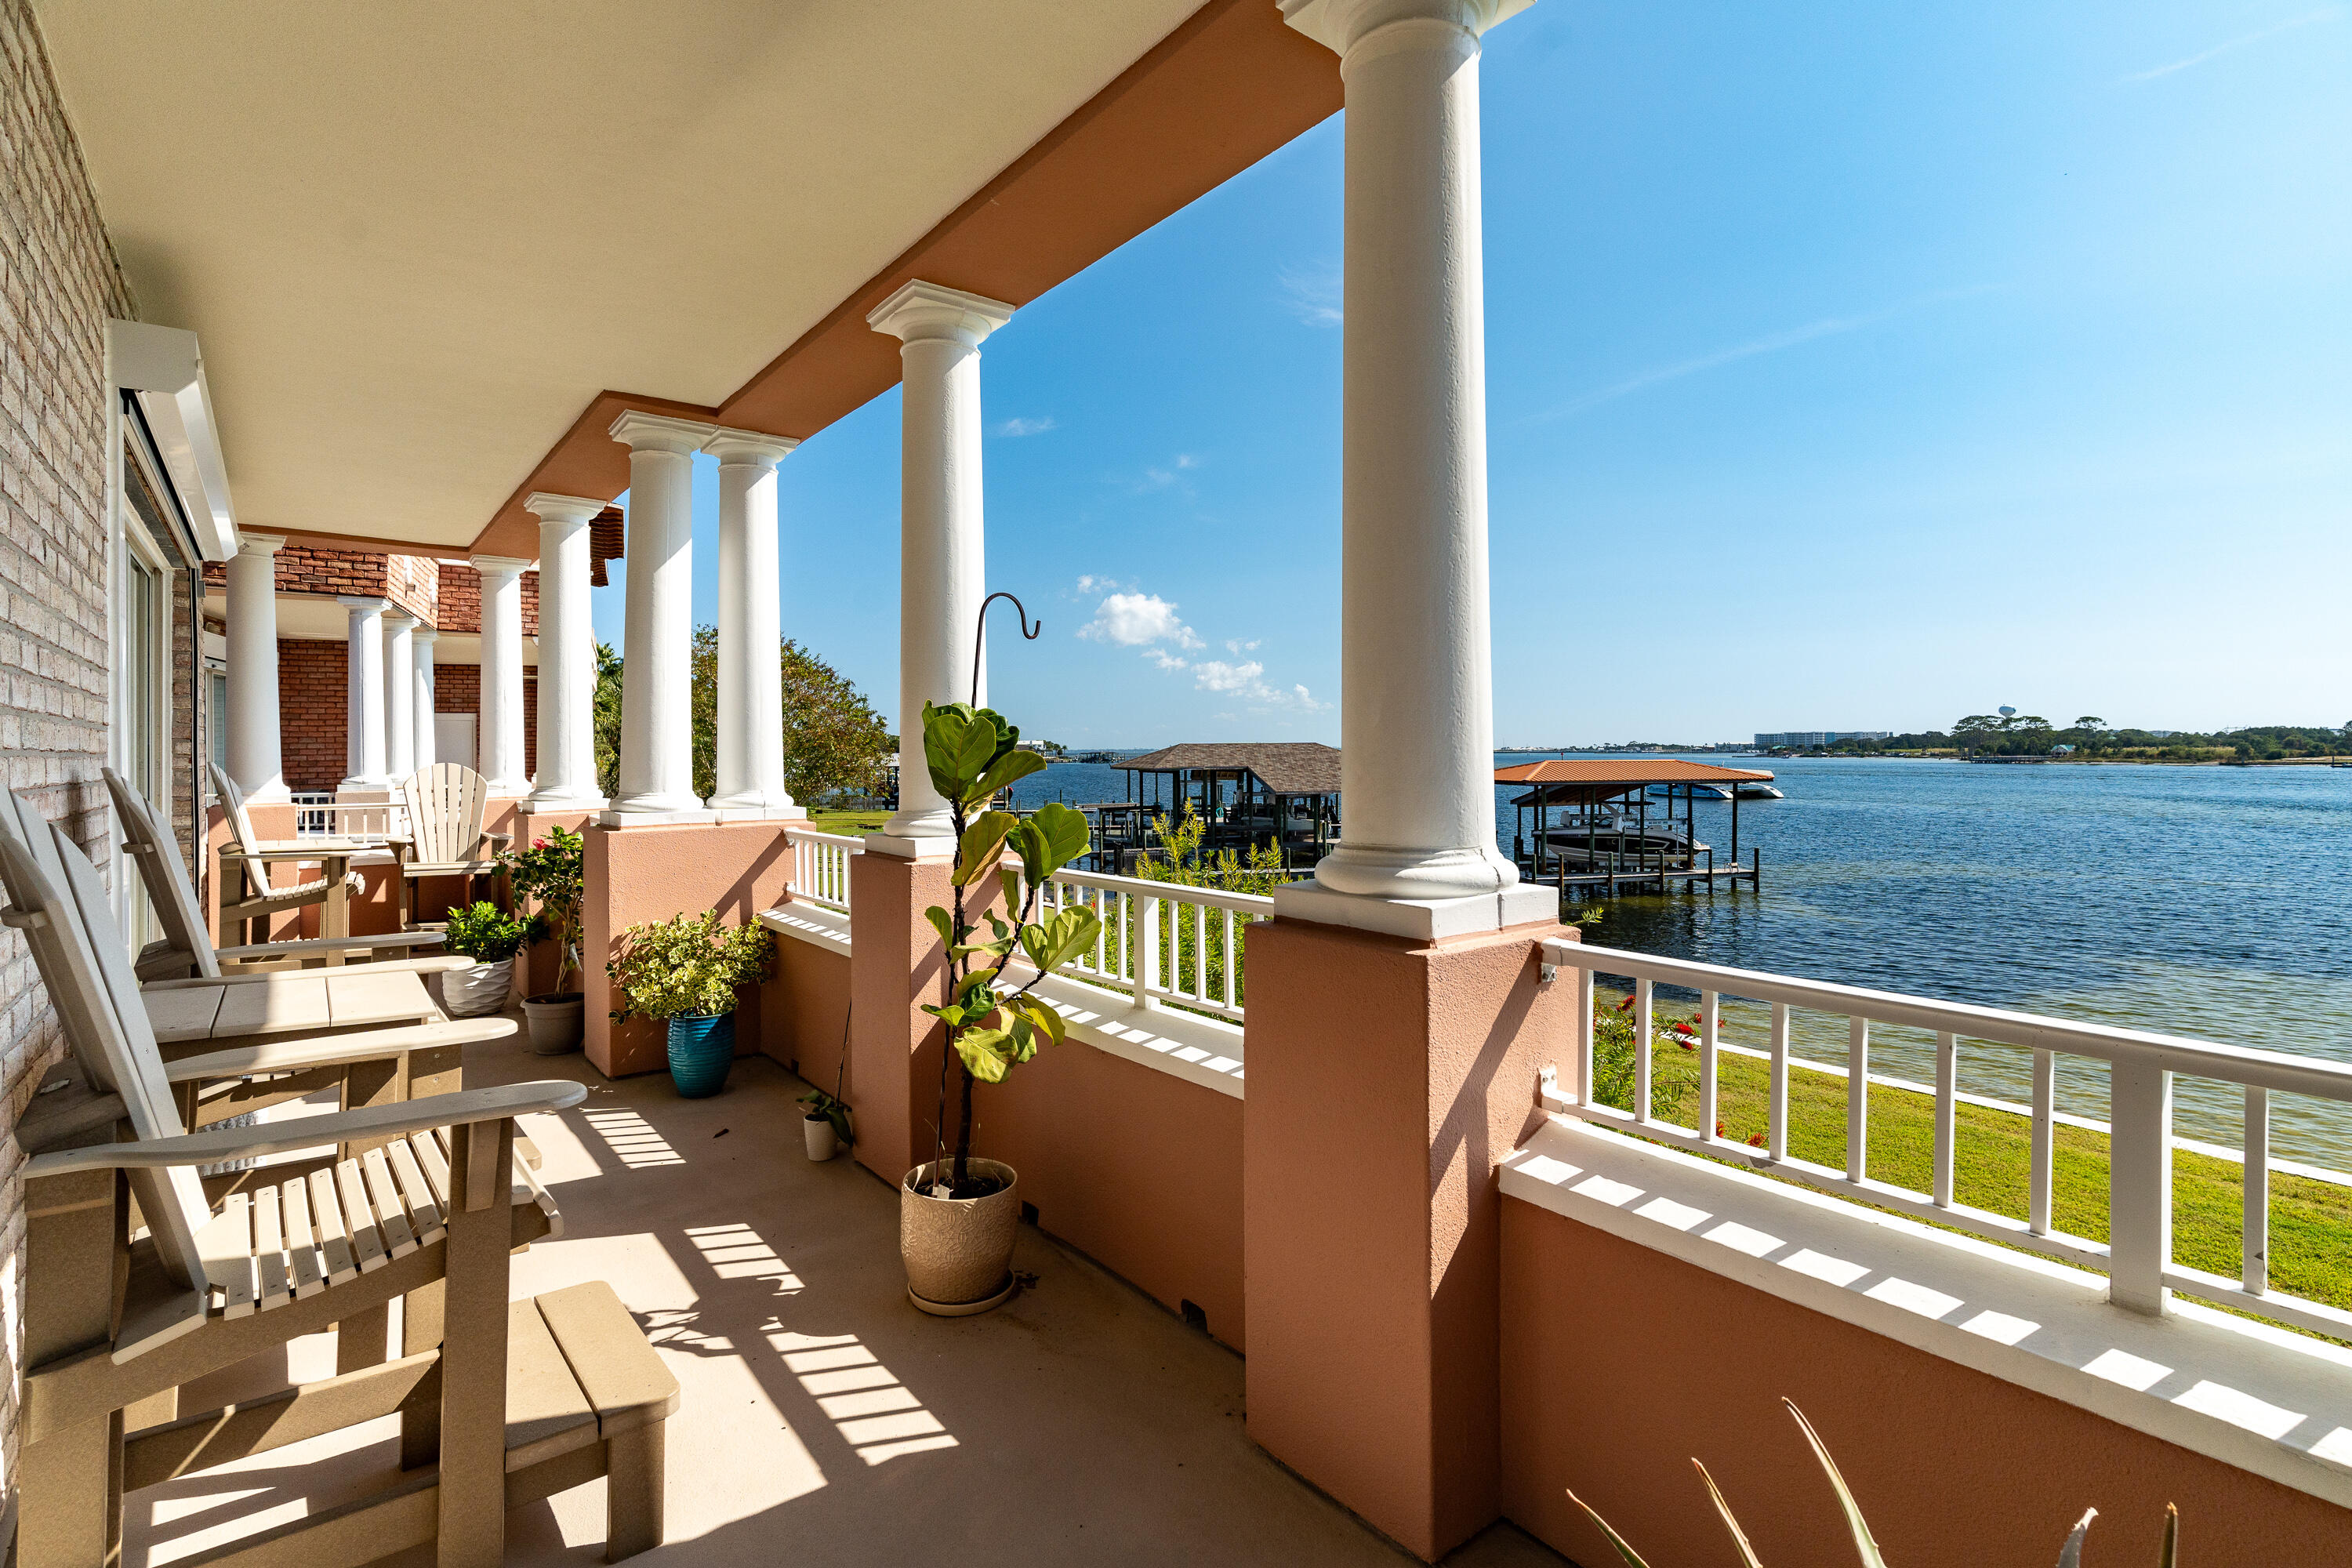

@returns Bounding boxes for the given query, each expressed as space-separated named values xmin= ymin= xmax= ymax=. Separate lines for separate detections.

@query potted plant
xmin=799 ymin=1084 xmax=852 ymax=1162
xmin=438 ymin=901 xmax=543 ymax=1018
xmin=505 ymin=826 xmax=587 ymax=1054
xmin=902 ymin=700 xmax=1099 ymax=1314
xmin=605 ymin=910 xmax=775 ymax=1098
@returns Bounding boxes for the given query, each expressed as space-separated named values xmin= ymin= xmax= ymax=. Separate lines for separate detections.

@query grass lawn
xmin=1635 ymin=1042 xmax=2352 ymax=1319
xmin=805 ymin=810 xmax=890 ymax=837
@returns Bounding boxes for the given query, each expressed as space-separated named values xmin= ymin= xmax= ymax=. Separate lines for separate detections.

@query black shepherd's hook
xmin=970 ymin=591 xmax=1041 ymax=708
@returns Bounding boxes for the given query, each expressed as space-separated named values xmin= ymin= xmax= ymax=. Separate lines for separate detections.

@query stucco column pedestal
xmin=844 ymin=850 xmax=1008 ymax=1183
xmin=1242 ymin=912 xmax=1570 ymax=1561
xmin=581 ymin=821 xmax=797 ymax=1077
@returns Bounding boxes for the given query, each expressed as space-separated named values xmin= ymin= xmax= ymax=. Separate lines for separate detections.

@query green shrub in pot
xmin=438 ymin=901 xmax=542 ymax=1018
xmin=605 ymin=912 xmax=775 ymax=1097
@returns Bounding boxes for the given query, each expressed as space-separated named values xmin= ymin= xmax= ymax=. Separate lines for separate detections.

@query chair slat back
xmin=209 ymin=762 xmax=263 ymax=858
xmin=0 ymin=790 xmax=209 ymax=1288
xmin=399 ymin=763 xmax=488 ymax=866
xmin=105 ymin=767 xmax=221 ymax=979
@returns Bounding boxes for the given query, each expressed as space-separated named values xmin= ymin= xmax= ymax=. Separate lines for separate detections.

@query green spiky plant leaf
xmin=1565 ymin=1490 xmax=1652 ymax=1568
xmin=1693 ymin=1461 xmax=1762 ymax=1568
xmin=1784 ymin=1399 xmax=1886 ymax=1567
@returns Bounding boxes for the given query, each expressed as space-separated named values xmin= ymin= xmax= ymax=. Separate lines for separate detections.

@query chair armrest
xmin=222 ymin=843 xmax=364 ymax=863
xmin=24 ymin=1080 xmax=586 ymax=1174
xmin=214 ymin=931 xmax=450 ymax=962
xmin=155 ymin=955 xmax=474 ymax=986
xmin=162 ymin=1017 xmax=517 ymax=1082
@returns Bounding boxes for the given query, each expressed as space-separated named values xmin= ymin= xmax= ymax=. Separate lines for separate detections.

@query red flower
xmin=1679 ymin=1041 xmax=1695 ymax=1051
xmin=1615 ymin=995 xmax=1635 ymax=1012
xmin=1671 ymin=1020 xmax=1696 ymax=1036
xmin=1748 ymin=1133 xmax=1766 ymax=1148
xmin=1714 ymin=1122 xmax=1726 ymax=1137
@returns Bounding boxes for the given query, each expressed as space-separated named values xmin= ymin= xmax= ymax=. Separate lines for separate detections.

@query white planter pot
xmin=438 ymin=957 xmax=514 ymax=1018
xmin=803 ymin=1115 xmax=839 ymax=1162
xmin=900 ymin=1160 xmax=1019 ymax=1314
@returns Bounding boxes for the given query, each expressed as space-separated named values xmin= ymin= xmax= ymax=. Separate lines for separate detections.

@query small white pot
xmin=437 ymin=957 xmax=515 ymax=1018
xmin=900 ymin=1159 xmax=1019 ymax=1313
xmin=803 ymin=1115 xmax=839 ymax=1162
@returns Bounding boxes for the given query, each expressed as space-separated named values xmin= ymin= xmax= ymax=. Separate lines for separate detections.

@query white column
xmin=224 ymin=531 xmax=291 ymax=801
xmin=382 ymin=612 xmax=416 ymax=786
xmin=472 ymin=555 xmax=532 ymax=797
xmin=337 ymin=596 xmax=389 ymax=794
xmin=865 ymin=281 xmax=1014 ymax=855
xmin=703 ymin=430 xmax=804 ymax=819
xmin=604 ymin=412 xmax=716 ymax=824
xmin=412 ymin=627 xmax=440 ymax=772
xmin=1275 ymin=0 xmax=1547 ymax=939
xmin=524 ymin=493 xmax=609 ymax=811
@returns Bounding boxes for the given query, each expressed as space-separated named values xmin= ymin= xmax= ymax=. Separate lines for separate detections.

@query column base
xmin=483 ymin=777 xmax=533 ymax=799
xmin=862 ymin=832 xmax=954 ymax=861
xmin=335 ymin=782 xmax=391 ymax=801
xmin=1271 ymin=879 xmax=1556 ymax=941
xmin=709 ymin=795 xmax=807 ymax=823
xmin=598 ymin=807 xmax=717 ymax=829
xmin=525 ymin=789 xmax=609 ymax=814
xmin=236 ymin=777 xmax=293 ymax=804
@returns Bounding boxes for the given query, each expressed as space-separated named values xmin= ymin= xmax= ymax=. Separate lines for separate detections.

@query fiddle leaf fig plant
xmin=918 ymin=700 xmax=1099 ymax=1196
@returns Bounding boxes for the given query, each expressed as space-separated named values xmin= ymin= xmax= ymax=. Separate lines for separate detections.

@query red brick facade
xmin=436 ymin=560 xmax=540 ymax=637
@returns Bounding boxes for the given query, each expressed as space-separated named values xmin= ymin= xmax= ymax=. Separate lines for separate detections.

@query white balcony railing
xmin=783 ymin=827 xmax=862 ymax=913
xmin=289 ymin=792 xmax=408 ymax=842
xmin=1537 ymin=937 xmax=2352 ymax=1341
xmin=1033 ymin=868 xmax=1274 ymax=1024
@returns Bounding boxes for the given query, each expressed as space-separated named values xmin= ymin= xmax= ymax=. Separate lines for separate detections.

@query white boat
xmin=1735 ymin=782 xmax=1784 ymax=800
xmin=1647 ymin=782 xmax=1732 ymax=800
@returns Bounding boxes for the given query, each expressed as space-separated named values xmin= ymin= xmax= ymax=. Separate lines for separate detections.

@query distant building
xmin=1754 ymin=731 xmax=1893 ymax=749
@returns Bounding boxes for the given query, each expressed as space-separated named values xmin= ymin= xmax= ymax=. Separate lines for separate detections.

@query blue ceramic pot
xmin=666 ymin=1012 xmax=735 ymax=1098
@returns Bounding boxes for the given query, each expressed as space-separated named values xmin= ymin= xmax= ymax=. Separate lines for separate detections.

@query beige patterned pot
xmin=900 ymin=1160 xmax=1018 ymax=1313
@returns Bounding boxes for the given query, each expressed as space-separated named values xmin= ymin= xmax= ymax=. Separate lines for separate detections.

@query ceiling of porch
xmin=36 ymin=1 xmax=1333 ymax=559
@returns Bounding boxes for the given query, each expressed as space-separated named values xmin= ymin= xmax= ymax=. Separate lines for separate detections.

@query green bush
xmin=442 ymin=901 xmax=542 ymax=963
xmin=605 ymin=911 xmax=774 ymax=1023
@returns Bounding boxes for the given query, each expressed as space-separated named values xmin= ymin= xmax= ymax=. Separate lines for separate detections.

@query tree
xmin=593 ymin=641 xmax=624 ymax=800
xmin=2073 ymin=717 xmax=2106 ymax=732
xmin=687 ymin=626 xmax=893 ymax=806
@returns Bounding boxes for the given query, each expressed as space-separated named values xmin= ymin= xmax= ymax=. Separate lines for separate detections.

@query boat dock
xmin=1494 ymin=758 xmax=1772 ymax=897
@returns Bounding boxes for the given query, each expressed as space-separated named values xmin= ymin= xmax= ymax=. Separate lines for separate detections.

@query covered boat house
xmin=1102 ymin=742 xmax=1341 ymax=871
xmin=1494 ymin=757 xmax=1773 ymax=891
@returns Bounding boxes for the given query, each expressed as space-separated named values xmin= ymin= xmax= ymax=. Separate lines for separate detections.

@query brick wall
xmin=436 ymin=561 xmax=539 ymax=637
xmin=386 ymin=553 xmax=437 ymax=625
xmin=278 ymin=638 xmax=348 ymax=791
xmin=0 ymin=0 xmax=138 ymax=1498
xmin=427 ymin=662 xmax=538 ymax=779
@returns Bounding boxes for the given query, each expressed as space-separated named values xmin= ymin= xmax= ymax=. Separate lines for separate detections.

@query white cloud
xmin=2125 ymin=7 xmax=2338 ymax=80
xmin=1225 ymin=637 xmax=1260 ymax=654
xmin=1145 ymin=648 xmax=1189 ymax=671
xmin=1074 ymin=573 xmax=1128 ymax=595
xmin=1279 ymin=260 xmax=1343 ymax=327
xmin=1192 ymin=659 xmax=1262 ymax=693
xmin=1190 ymin=661 xmax=1329 ymax=713
xmin=1078 ymin=591 xmax=1203 ymax=650
xmin=999 ymin=415 xmax=1058 ymax=436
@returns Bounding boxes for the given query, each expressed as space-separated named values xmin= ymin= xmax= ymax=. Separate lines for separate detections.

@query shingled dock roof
xmin=1116 ymin=743 xmax=1341 ymax=796
xmin=1493 ymin=759 xmax=1773 ymax=786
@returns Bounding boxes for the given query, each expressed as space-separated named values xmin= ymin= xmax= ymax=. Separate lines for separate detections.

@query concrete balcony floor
xmin=125 ymin=1022 xmax=1566 ymax=1567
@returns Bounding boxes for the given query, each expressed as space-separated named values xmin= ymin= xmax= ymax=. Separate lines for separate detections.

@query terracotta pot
xmin=900 ymin=1159 xmax=1018 ymax=1313
xmin=803 ymin=1115 xmax=839 ymax=1162
xmin=521 ymin=993 xmax=584 ymax=1054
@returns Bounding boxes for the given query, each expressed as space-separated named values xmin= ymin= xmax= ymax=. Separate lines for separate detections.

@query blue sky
xmin=592 ymin=1 xmax=2352 ymax=747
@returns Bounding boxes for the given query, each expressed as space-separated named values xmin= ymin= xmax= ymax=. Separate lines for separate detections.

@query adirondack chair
xmin=394 ymin=763 xmax=511 ymax=930
xmin=209 ymin=764 xmax=373 ymax=948
xmin=0 ymin=795 xmax=677 ymax=1567
xmin=111 ymin=767 xmax=459 ymax=980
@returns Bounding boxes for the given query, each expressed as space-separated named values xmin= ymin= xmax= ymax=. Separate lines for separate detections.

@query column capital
xmin=381 ymin=610 xmax=418 ymax=630
xmin=412 ymin=626 xmax=441 ymax=647
xmin=469 ymin=554 xmax=532 ymax=583
xmin=866 ymin=280 xmax=1015 ymax=347
xmin=337 ymin=594 xmax=387 ymax=614
xmin=523 ymin=491 xmax=607 ymax=526
xmin=236 ymin=531 xmax=287 ymax=558
xmin=1278 ymin=0 xmax=1532 ymax=55
xmin=702 ymin=429 xmax=800 ymax=468
xmin=608 ymin=410 xmax=716 ymax=454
